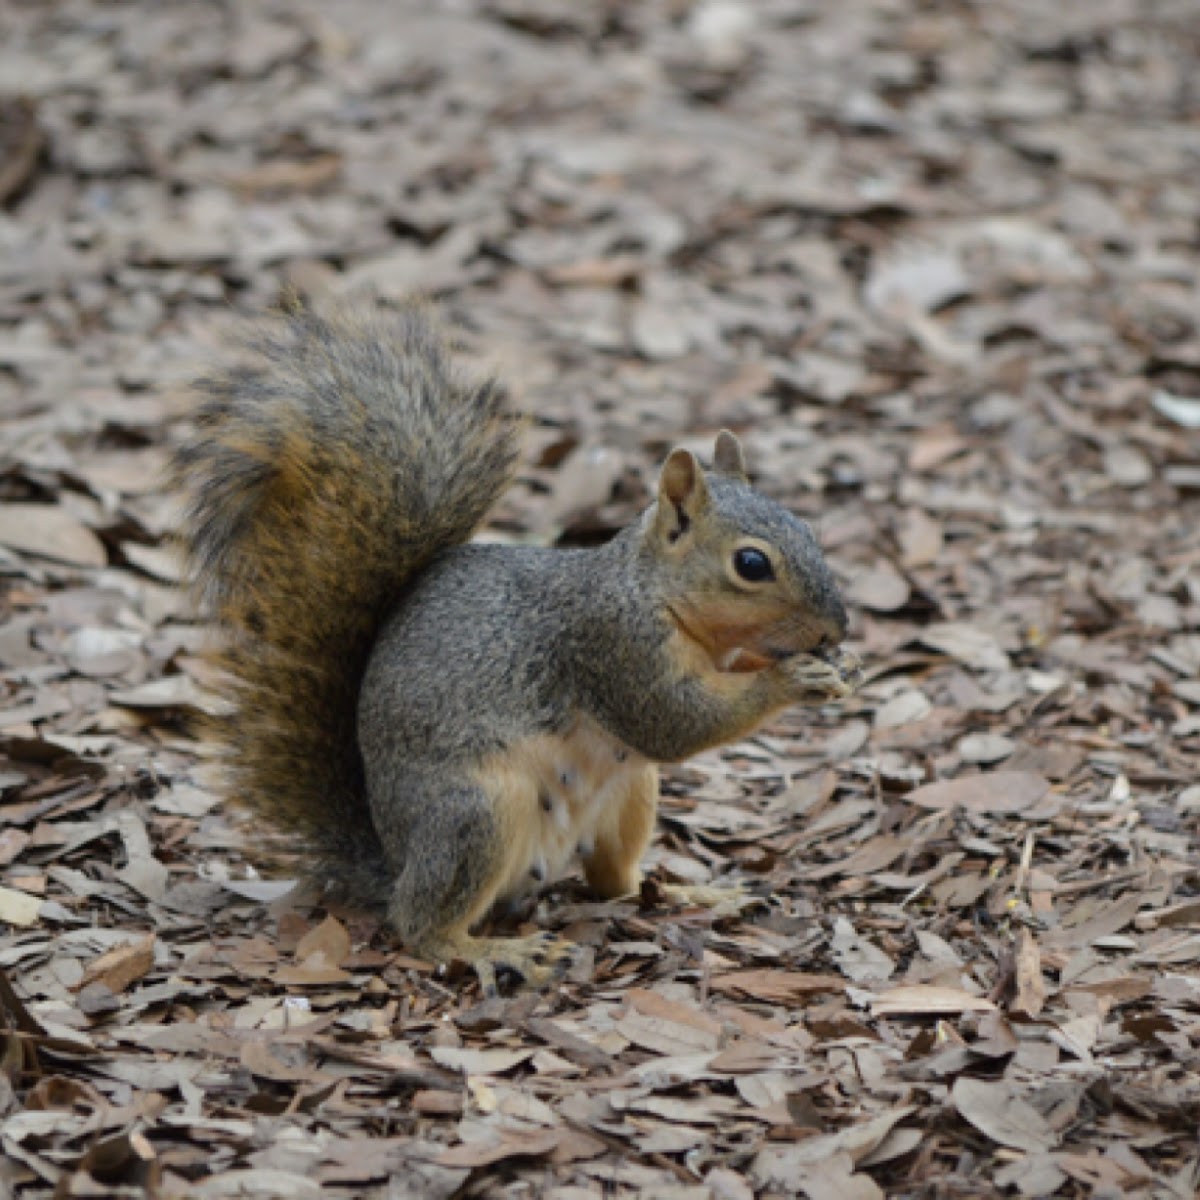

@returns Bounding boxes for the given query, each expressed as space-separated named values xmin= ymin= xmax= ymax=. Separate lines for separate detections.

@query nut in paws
xmin=789 ymin=646 xmax=862 ymax=699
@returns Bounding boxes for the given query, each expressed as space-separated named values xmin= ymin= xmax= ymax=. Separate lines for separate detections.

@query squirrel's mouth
xmin=668 ymin=603 xmax=862 ymax=687
xmin=672 ymin=597 xmax=859 ymax=686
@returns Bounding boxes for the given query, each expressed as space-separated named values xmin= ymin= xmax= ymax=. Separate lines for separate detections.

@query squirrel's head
xmin=645 ymin=431 xmax=850 ymax=674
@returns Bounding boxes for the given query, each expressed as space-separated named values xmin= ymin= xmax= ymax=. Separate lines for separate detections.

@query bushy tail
xmin=174 ymin=301 xmax=521 ymax=903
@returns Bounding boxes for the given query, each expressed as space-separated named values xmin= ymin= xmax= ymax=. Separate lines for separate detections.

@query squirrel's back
xmin=173 ymin=301 xmax=521 ymax=898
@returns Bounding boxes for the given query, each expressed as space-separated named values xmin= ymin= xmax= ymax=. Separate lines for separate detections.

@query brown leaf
xmin=429 ymin=1047 xmax=535 ymax=1076
xmin=801 ymin=834 xmax=909 ymax=881
xmin=752 ymin=1108 xmax=915 ymax=1185
xmin=0 ymin=98 xmax=44 ymax=204
xmin=275 ymin=916 xmax=353 ymax=986
xmin=227 ymin=154 xmax=342 ymax=197
xmin=849 ymin=563 xmax=910 ymax=612
xmin=240 ymin=1040 xmax=314 ymax=1083
xmin=435 ymin=1128 xmax=560 ymax=1168
xmin=523 ymin=1017 xmax=611 ymax=1070
xmin=904 ymin=771 xmax=1050 ymax=814
xmin=871 ymin=985 xmax=997 ymax=1017
xmin=110 ymin=675 xmax=207 ymax=711
xmin=615 ymin=1008 xmax=720 ymax=1056
xmin=293 ymin=915 xmax=352 ymax=967
xmin=951 ymin=1078 xmax=1058 ymax=1152
xmin=1012 ymin=927 xmax=1045 ymax=1017
xmin=625 ymin=987 xmax=723 ymax=1034
xmin=0 ymin=885 xmax=41 ymax=927
xmin=1062 ymin=976 xmax=1152 ymax=1004
xmin=1048 ymin=893 xmax=1145 ymax=951
xmin=897 ymin=508 xmax=943 ymax=568
xmin=412 ymin=1089 xmax=463 ymax=1116
xmin=77 ymin=934 xmax=155 ymax=996
xmin=708 ymin=1039 xmax=781 ymax=1074
xmin=710 ymin=970 xmax=845 ymax=1004
xmin=0 ymin=504 xmax=106 ymax=568
xmin=918 ymin=623 xmax=1011 ymax=672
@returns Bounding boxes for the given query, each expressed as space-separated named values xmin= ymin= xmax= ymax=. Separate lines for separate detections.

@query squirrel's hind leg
xmin=379 ymin=773 xmax=576 ymax=995
xmin=583 ymin=764 xmax=658 ymax=898
xmin=583 ymin=766 xmax=749 ymax=915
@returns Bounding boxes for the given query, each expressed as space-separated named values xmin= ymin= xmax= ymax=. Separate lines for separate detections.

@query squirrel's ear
xmin=712 ymin=429 xmax=748 ymax=480
xmin=657 ymin=448 xmax=709 ymax=542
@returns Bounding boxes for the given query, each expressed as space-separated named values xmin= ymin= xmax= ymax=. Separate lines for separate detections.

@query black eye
xmin=733 ymin=547 xmax=774 ymax=582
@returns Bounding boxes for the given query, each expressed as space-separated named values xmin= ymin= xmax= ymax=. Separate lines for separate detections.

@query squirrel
xmin=174 ymin=300 xmax=861 ymax=995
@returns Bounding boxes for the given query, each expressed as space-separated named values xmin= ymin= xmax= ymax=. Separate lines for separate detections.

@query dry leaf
xmin=436 ymin=1129 xmax=560 ymax=1168
xmin=951 ymin=1078 xmax=1058 ymax=1152
xmin=429 ymin=1047 xmax=535 ymax=1076
xmin=958 ymin=733 xmax=1015 ymax=764
xmin=0 ymin=504 xmax=106 ymax=567
xmin=752 ymin=1107 xmax=915 ymax=1184
xmin=710 ymin=970 xmax=845 ymax=1003
xmin=849 ymin=563 xmax=910 ymax=612
xmin=294 ymin=916 xmax=351 ymax=967
xmin=77 ymin=934 xmax=155 ymax=995
xmin=919 ymin=623 xmax=1011 ymax=672
xmin=0 ymin=885 xmax=41 ymax=927
xmin=904 ymin=772 xmax=1050 ymax=814
xmin=1012 ymin=927 xmax=1046 ymax=1017
xmin=871 ymin=985 xmax=997 ymax=1016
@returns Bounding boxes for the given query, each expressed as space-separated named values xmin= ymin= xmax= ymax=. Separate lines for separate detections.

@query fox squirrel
xmin=175 ymin=301 xmax=860 ymax=994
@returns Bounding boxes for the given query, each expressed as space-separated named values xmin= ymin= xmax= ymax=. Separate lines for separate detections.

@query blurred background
xmin=3 ymin=0 xmax=1197 ymax=767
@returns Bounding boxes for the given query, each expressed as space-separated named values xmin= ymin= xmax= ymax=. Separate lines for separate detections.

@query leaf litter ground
xmin=1 ymin=1 xmax=1198 ymax=1197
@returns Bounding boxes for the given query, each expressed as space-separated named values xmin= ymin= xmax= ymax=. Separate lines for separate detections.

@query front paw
xmin=473 ymin=932 xmax=577 ymax=998
xmin=785 ymin=647 xmax=862 ymax=700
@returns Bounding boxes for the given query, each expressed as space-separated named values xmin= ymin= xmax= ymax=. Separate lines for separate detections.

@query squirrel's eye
xmin=733 ymin=547 xmax=774 ymax=582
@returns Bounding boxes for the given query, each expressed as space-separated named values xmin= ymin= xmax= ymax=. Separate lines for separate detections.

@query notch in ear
xmin=713 ymin=429 xmax=748 ymax=480
xmin=657 ymin=448 xmax=709 ymax=543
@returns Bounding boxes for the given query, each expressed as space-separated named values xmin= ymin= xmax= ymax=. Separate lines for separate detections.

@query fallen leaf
xmin=904 ymin=772 xmax=1050 ymax=814
xmin=0 ymin=884 xmax=41 ymax=927
xmin=435 ymin=1128 xmax=560 ymax=1168
xmin=0 ymin=504 xmax=106 ymax=568
xmin=1047 ymin=893 xmax=1144 ymax=951
xmin=958 ymin=733 xmax=1015 ymax=764
xmin=874 ymin=689 xmax=932 ymax=730
xmin=919 ymin=623 xmax=1011 ymax=672
xmin=227 ymin=154 xmax=342 ymax=197
xmin=115 ymin=811 xmax=169 ymax=902
xmin=241 ymin=1040 xmax=316 ymax=1083
xmin=77 ymin=934 xmax=155 ymax=995
xmin=849 ymin=563 xmax=910 ymax=612
xmin=1151 ymin=389 xmax=1200 ymax=429
xmin=110 ymin=675 xmax=205 ymax=710
xmin=616 ymin=1009 xmax=720 ymax=1056
xmin=897 ymin=509 xmax=943 ymax=568
xmin=753 ymin=1107 xmax=915 ymax=1185
xmin=952 ymin=1078 xmax=1058 ymax=1152
xmin=429 ymin=1047 xmax=535 ymax=1076
xmin=871 ymin=985 xmax=997 ymax=1016
xmin=294 ymin=916 xmax=351 ymax=967
xmin=1012 ymin=927 xmax=1045 ymax=1017
xmin=709 ymin=970 xmax=845 ymax=1004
